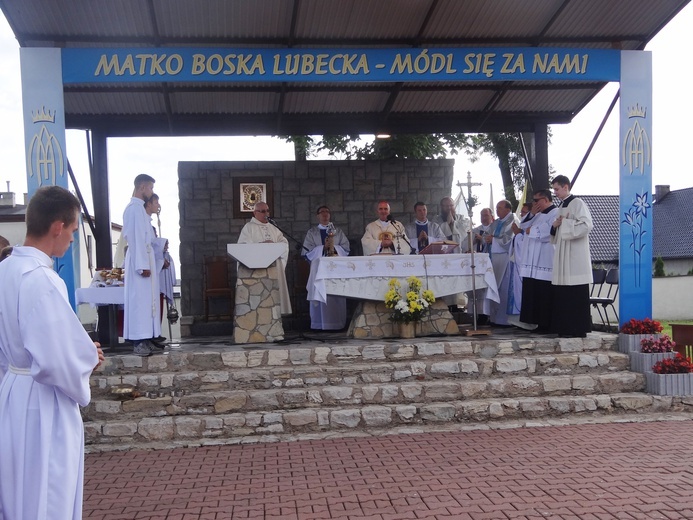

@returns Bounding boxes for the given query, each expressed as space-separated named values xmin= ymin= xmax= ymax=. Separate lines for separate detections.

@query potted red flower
xmin=630 ymin=334 xmax=676 ymax=373
xmin=645 ymin=353 xmax=693 ymax=395
xmin=618 ymin=318 xmax=663 ymax=354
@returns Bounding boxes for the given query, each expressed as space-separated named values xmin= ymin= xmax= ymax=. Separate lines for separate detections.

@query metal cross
xmin=457 ymin=171 xmax=482 ymax=219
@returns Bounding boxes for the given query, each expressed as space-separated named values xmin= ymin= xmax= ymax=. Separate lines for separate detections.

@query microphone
xmin=267 ymin=217 xmax=277 ymax=225
xmin=386 ymin=214 xmax=396 ymax=223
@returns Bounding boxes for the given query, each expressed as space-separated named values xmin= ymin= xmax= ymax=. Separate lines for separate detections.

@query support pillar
xmin=533 ymin=123 xmax=550 ymax=190
xmin=90 ymin=130 xmax=115 ymax=345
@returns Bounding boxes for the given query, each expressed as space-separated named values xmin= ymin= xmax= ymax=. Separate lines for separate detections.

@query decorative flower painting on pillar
xmin=621 ymin=191 xmax=651 ymax=287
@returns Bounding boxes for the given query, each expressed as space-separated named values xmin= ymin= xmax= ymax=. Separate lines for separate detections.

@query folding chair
xmin=591 ymin=268 xmax=619 ymax=331
xmin=589 ymin=268 xmax=607 ymax=327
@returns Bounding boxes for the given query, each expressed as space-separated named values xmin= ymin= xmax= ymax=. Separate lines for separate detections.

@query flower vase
xmin=645 ymin=372 xmax=693 ymax=395
xmin=618 ymin=333 xmax=661 ymax=354
xmin=399 ymin=322 xmax=416 ymax=339
xmin=629 ymin=351 xmax=676 ymax=373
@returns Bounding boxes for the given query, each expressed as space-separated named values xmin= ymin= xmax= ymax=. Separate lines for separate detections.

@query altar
xmin=306 ymin=253 xmax=499 ymax=338
xmin=75 ymin=286 xmax=124 ymax=347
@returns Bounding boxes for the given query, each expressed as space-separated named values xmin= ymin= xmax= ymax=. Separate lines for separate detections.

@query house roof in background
xmin=581 ymin=195 xmax=619 ymax=264
xmin=0 ymin=202 xmax=122 ymax=230
xmin=581 ymin=187 xmax=693 ymax=264
xmin=653 ymin=187 xmax=693 ymax=259
xmin=0 ymin=0 xmax=689 ymax=137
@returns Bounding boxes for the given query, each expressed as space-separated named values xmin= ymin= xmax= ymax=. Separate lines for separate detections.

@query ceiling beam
xmin=15 ymin=33 xmax=653 ymax=48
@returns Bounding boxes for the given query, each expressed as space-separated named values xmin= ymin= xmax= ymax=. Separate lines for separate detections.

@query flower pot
xmin=645 ymin=372 xmax=693 ymax=396
xmin=629 ymin=351 xmax=676 ymax=373
xmin=618 ymin=333 xmax=661 ymax=354
xmin=399 ymin=322 xmax=416 ymax=339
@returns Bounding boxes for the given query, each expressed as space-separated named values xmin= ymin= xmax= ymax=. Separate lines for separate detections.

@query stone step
xmin=90 ymin=350 xmax=631 ymax=398
xmin=83 ymin=392 xmax=685 ymax=450
xmin=96 ymin=333 xmax=619 ymax=376
xmin=85 ymin=370 xmax=644 ymax=421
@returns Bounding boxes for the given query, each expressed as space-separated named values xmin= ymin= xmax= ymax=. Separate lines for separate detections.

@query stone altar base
xmin=347 ymin=299 xmax=460 ymax=339
xmin=234 ymin=264 xmax=284 ymax=343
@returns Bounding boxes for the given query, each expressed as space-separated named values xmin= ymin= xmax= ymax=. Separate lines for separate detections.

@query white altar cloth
xmin=75 ymin=287 xmax=124 ymax=306
xmin=307 ymin=253 xmax=498 ymax=304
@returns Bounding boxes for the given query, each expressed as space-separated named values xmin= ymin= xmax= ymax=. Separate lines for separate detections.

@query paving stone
xmin=430 ymin=361 xmax=460 ymax=374
xmin=285 ymin=410 xmax=318 ymax=427
xmin=102 ymin=422 xmax=137 ymax=437
xmin=420 ymin=403 xmax=456 ymax=421
xmin=175 ymin=417 xmax=205 ymax=437
xmin=495 ymin=358 xmax=527 ymax=373
xmin=395 ymin=405 xmax=417 ymax=421
xmin=331 ymin=410 xmax=361 ymax=428
xmin=138 ymin=418 xmax=174 ymax=441
xmin=362 ymin=406 xmax=392 ymax=426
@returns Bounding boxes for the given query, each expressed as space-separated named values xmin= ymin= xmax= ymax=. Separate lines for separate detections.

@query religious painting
xmin=232 ymin=177 xmax=273 ymax=219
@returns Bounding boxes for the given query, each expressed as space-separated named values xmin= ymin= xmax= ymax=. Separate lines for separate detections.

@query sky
xmin=1 ymin=4 xmax=692 ymax=270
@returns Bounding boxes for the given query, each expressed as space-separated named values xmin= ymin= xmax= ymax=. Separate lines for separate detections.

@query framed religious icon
xmin=232 ymin=177 xmax=273 ymax=219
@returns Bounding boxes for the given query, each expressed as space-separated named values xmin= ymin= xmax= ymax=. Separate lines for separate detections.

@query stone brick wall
xmin=178 ymin=159 xmax=454 ymax=323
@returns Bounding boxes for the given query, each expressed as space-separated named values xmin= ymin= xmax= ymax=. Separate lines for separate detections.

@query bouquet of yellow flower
xmin=384 ymin=276 xmax=435 ymax=324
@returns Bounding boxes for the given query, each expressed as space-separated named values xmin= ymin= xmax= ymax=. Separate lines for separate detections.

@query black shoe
xmin=154 ymin=335 xmax=166 ymax=342
xmin=151 ymin=336 xmax=167 ymax=349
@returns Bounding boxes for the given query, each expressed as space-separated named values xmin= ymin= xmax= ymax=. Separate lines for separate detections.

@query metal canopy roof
xmin=0 ymin=0 xmax=689 ymax=137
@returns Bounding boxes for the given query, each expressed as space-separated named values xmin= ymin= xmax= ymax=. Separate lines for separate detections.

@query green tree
xmin=653 ymin=256 xmax=665 ymax=277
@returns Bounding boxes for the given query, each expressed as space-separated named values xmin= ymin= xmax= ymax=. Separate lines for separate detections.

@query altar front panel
xmin=307 ymin=253 xmax=498 ymax=304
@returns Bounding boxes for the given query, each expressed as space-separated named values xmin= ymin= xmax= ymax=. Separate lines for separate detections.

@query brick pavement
xmin=84 ymin=420 xmax=693 ymax=520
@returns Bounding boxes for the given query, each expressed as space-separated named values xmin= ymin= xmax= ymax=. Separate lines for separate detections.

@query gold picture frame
xmin=233 ymin=177 xmax=273 ymax=219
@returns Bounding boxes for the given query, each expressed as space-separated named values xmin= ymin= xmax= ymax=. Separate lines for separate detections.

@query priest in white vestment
xmin=550 ymin=175 xmax=594 ymax=337
xmin=518 ymin=189 xmax=559 ymax=332
xmin=467 ymin=206 xmax=495 ymax=321
xmin=404 ymin=201 xmax=446 ymax=253
xmin=145 ymin=193 xmax=169 ymax=336
xmin=238 ymin=201 xmax=292 ymax=315
xmin=507 ymin=203 xmax=537 ymax=330
xmin=483 ymin=200 xmax=519 ymax=326
xmin=361 ymin=200 xmax=411 ymax=255
xmin=0 ymin=186 xmax=103 ymax=520
xmin=431 ymin=196 xmax=471 ymax=253
xmin=122 ymin=174 xmax=161 ymax=356
xmin=302 ymin=205 xmax=351 ymax=329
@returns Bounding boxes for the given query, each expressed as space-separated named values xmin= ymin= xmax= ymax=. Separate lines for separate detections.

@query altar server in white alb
xmin=361 ymin=200 xmax=410 ymax=255
xmin=404 ymin=201 xmax=446 ymax=253
xmin=302 ymin=205 xmax=351 ymax=329
xmin=550 ymin=175 xmax=593 ymax=338
xmin=483 ymin=200 xmax=520 ymax=326
xmin=238 ymin=201 xmax=292 ymax=315
xmin=518 ymin=189 xmax=559 ymax=333
xmin=122 ymin=174 xmax=161 ymax=356
xmin=0 ymin=186 xmax=104 ymax=520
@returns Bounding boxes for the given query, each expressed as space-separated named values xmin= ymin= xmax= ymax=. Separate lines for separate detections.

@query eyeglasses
xmin=254 ymin=209 xmax=269 ymax=213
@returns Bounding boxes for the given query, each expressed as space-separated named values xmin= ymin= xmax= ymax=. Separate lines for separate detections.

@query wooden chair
xmin=204 ymin=256 xmax=234 ymax=321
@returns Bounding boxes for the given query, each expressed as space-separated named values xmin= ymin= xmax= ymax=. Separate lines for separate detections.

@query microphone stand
xmin=389 ymin=217 xmax=416 ymax=255
xmin=268 ymin=218 xmax=309 ymax=253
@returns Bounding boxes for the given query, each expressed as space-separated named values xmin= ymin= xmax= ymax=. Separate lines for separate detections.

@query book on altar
xmin=418 ymin=240 xmax=459 ymax=255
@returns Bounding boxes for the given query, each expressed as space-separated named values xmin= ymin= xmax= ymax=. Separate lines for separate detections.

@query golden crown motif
xmin=627 ymin=103 xmax=647 ymax=119
xmin=31 ymin=106 xmax=56 ymax=123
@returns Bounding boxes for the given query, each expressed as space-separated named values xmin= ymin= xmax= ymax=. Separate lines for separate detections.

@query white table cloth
xmin=75 ymin=287 xmax=124 ymax=306
xmin=307 ymin=253 xmax=499 ymax=304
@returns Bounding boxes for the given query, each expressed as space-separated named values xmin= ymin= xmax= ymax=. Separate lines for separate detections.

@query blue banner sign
xmin=62 ymin=47 xmax=620 ymax=84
